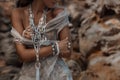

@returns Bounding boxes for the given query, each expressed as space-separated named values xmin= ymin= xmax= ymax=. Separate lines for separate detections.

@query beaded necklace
xmin=29 ymin=4 xmax=48 ymax=80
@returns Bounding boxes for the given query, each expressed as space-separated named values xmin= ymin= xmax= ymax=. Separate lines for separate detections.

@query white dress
xmin=11 ymin=6 xmax=73 ymax=80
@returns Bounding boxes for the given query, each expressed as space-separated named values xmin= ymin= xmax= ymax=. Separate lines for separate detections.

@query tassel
xmin=35 ymin=62 xmax=41 ymax=80
xmin=36 ymin=67 xmax=40 ymax=80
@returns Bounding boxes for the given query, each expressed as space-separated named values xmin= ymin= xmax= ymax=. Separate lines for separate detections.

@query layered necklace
xmin=29 ymin=4 xmax=49 ymax=80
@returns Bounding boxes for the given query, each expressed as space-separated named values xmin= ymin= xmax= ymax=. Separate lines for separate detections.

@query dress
xmin=11 ymin=6 xmax=73 ymax=80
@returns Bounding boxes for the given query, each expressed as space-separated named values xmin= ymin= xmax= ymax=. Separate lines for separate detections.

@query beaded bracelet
xmin=51 ymin=42 xmax=60 ymax=56
xmin=51 ymin=43 xmax=56 ymax=55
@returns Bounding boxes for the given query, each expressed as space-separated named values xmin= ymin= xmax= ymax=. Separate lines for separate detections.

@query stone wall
xmin=0 ymin=1 xmax=22 ymax=80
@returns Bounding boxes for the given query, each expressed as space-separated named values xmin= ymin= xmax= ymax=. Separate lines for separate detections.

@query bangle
xmin=55 ymin=42 xmax=60 ymax=55
xmin=51 ymin=42 xmax=60 ymax=56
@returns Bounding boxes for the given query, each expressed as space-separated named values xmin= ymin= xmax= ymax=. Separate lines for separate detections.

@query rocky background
xmin=0 ymin=0 xmax=120 ymax=80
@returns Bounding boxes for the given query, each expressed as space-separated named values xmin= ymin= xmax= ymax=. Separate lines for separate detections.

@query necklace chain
xmin=29 ymin=4 xmax=49 ymax=80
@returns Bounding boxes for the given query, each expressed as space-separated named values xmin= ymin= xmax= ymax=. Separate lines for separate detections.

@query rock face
xmin=63 ymin=0 xmax=120 ymax=80
xmin=79 ymin=17 xmax=120 ymax=80
xmin=77 ymin=0 xmax=120 ymax=80
xmin=0 ymin=1 xmax=22 ymax=80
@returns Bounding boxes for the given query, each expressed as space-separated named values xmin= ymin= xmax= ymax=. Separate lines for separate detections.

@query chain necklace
xmin=29 ymin=4 xmax=48 ymax=80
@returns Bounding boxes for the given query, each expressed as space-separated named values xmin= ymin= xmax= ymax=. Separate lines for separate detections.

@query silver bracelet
xmin=55 ymin=42 xmax=60 ymax=55
xmin=51 ymin=42 xmax=60 ymax=56
xmin=51 ymin=43 xmax=56 ymax=55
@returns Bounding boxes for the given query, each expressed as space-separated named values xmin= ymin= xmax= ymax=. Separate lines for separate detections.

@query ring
xmin=67 ymin=42 xmax=71 ymax=49
xmin=22 ymin=30 xmax=26 ymax=37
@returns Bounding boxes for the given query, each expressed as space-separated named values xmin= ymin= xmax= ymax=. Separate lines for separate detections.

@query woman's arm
xmin=11 ymin=8 xmax=53 ymax=62
xmin=59 ymin=26 xmax=72 ymax=58
xmin=11 ymin=8 xmax=71 ymax=62
xmin=54 ymin=8 xmax=72 ymax=58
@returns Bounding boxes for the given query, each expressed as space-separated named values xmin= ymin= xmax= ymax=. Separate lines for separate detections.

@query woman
xmin=11 ymin=0 xmax=73 ymax=80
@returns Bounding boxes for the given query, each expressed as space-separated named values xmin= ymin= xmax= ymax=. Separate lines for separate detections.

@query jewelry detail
xmin=22 ymin=30 xmax=26 ymax=37
xmin=55 ymin=42 xmax=60 ymax=55
xmin=67 ymin=42 xmax=71 ymax=50
xmin=29 ymin=4 xmax=49 ymax=80
xmin=51 ymin=42 xmax=60 ymax=56
xmin=52 ymin=43 xmax=56 ymax=55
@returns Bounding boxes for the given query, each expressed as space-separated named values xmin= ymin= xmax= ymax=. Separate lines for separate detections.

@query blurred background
xmin=1 ymin=0 xmax=120 ymax=80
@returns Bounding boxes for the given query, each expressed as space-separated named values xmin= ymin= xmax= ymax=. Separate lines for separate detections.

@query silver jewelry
xmin=29 ymin=4 xmax=49 ymax=80
xmin=67 ymin=42 xmax=71 ymax=50
xmin=22 ymin=30 xmax=26 ymax=37
xmin=55 ymin=42 xmax=60 ymax=55
xmin=52 ymin=43 xmax=56 ymax=55
xmin=51 ymin=42 xmax=60 ymax=56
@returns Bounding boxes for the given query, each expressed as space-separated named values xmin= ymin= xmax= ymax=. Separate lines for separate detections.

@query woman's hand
xmin=22 ymin=26 xmax=33 ymax=39
xmin=58 ymin=37 xmax=71 ymax=58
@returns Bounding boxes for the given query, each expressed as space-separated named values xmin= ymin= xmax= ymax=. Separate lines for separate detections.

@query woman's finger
xmin=23 ymin=31 xmax=32 ymax=39
xmin=25 ymin=26 xmax=32 ymax=32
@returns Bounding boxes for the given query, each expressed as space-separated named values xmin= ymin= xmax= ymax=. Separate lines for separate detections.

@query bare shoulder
xmin=53 ymin=7 xmax=64 ymax=16
xmin=11 ymin=7 xmax=26 ymax=34
xmin=12 ymin=7 xmax=23 ymax=15
xmin=11 ymin=7 xmax=24 ymax=20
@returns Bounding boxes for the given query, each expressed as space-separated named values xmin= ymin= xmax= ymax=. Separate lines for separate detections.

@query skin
xmin=11 ymin=0 xmax=72 ymax=62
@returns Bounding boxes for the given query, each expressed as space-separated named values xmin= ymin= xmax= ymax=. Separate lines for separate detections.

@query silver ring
xmin=67 ymin=42 xmax=71 ymax=49
xmin=22 ymin=30 xmax=26 ymax=37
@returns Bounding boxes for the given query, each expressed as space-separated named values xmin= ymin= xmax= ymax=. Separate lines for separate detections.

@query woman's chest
xmin=22 ymin=10 xmax=54 ymax=29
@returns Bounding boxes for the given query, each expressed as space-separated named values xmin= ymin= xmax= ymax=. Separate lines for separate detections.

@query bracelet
xmin=55 ymin=42 xmax=60 ymax=55
xmin=51 ymin=43 xmax=56 ymax=55
xmin=51 ymin=42 xmax=60 ymax=56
